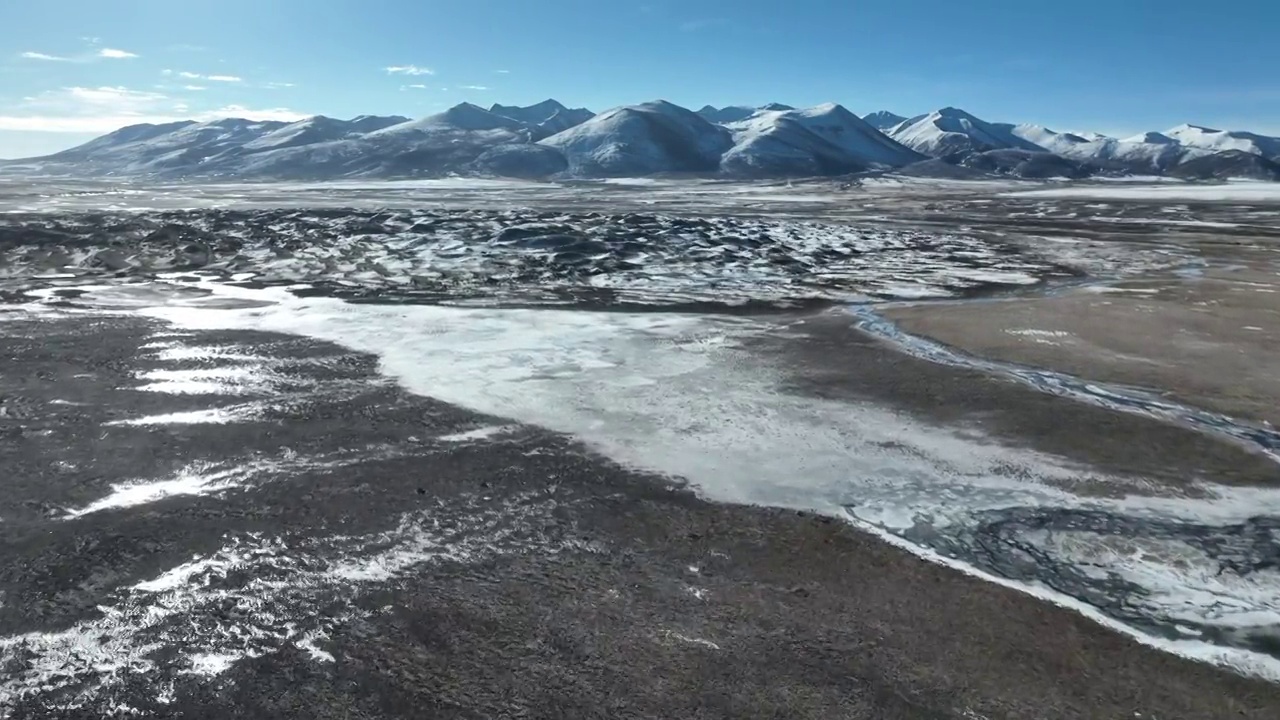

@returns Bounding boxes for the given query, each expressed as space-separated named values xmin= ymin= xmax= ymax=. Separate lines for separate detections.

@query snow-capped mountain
xmin=370 ymin=103 xmax=531 ymax=138
xmin=698 ymin=104 xmax=795 ymax=125
xmin=1011 ymin=125 xmax=1204 ymax=172
xmin=48 ymin=120 xmax=197 ymax=160
xmin=8 ymin=96 xmax=1280 ymax=181
xmin=540 ymin=100 xmax=733 ymax=176
xmin=227 ymin=104 xmax=543 ymax=178
xmin=240 ymin=115 xmax=409 ymax=152
xmin=1164 ymin=124 xmax=1280 ymax=160
xmin=888 ymin=107 xmax=1044 ymax=156
xmin=862 ymin=111 xmax=907 ymax=130
xmin=1122 ymin=131 xmax=1178 ymax=145
xmin=47 ymin=118 xmax=289 ymax=173
xmin=1008 ymin=125 xmax=1095 ymax=155
xmin=489 ymin=100 xmax=594 ymax=139
xmin=721 ymin=104 xmax=922 ymax=176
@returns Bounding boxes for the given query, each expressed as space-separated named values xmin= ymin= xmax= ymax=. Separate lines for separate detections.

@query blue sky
xmin=2 ymin=0 xmax=1278 ymax=157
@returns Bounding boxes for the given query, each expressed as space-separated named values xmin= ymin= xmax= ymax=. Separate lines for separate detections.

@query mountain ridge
xmin=7 ymin=99 xmax=1278 ymax=182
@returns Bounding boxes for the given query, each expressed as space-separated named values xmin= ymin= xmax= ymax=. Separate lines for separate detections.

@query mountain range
xmin=4 ymin=98 xmax=1278 ymax=182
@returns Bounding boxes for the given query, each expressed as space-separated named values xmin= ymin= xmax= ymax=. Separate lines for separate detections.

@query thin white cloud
xmin=176 ymin=71 xmax=242 ymax=83
xmin=0 ymin=85 xmax=309 ymax=133
xmin=495 ymin=69 xmax=511 ymax=74
xmin=264 ymin=82 xmax=296 ymax=89
xmin=98 ymin=48 xmax=139 ymax=59
xmin=400 ymin=84 xmax=428 ymax=91
xmin=20 ymin=51 xmax=71 ymax=62
xmin=205 ymin=105 xmax=308 ymax=122
xmin=68 ymin=86 xmax=168 ymax=106
xmin=183 ymin=85 xmax=207 ymax=91
xmin=385 ymin=65 xmax=434 ymax=76
xmin=460 ymin=85 xmax=489 ymax=91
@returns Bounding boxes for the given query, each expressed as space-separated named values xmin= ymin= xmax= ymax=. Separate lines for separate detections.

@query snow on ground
xmin=4 ymin=489 xmax=562 ymax=708
xmin=1008 ymin=181 xmax=1280 ymax=201
xmin=24 ymin=279 xmax=1280 ymax=681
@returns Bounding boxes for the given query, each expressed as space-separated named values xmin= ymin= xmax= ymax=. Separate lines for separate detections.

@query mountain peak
xmin=636 ymin=99 xmax=683 ymax=111
xmin=862 ymin=111 xmax=907 ymax=130
xmin=488 ymin=100 xmax=593 ymax=137
xmin=490 ymin=99 xmax=567 ymax=114
xmin=935 ymin=106 xmax=978 ymax=120
xmin=438 ymin=102 xmax=514 ymax=129
xmin=698 ymin=103 xmax=797 ymax=125
xmin=447 ymin=101 xmax=487 ymax=114
xmin=1168 ymin=123 xmax=1221 ymax=134
xmin=1125 ymin=131 xmax=1177 ymax=145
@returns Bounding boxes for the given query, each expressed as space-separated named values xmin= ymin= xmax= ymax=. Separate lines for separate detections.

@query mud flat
xmin=882 ymin=243 xmax=1280 ymax=432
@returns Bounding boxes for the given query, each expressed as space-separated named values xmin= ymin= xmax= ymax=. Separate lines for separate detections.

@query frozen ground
xmin=2 ymin=178 xmax=1279 ymax=717
xmin=1007 ymin=179 xmax=1280 ymax=201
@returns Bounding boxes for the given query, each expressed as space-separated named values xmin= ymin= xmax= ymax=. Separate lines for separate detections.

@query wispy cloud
xmin=20 ymin=51 xmax=71 ymax=62
xmin=174 ymin=71 xmax=242 ymax=83
xmin=385 ymin=65 xmax=434 ymax=76
xmin=20 ymin=45 xmax=139 ymax=62
xmin=495 ymin=69 xmax=511 ymax=74
xmin=400 ymin=84 xmax=428 ymax=91
xmin=0 ymin=85 xmax=309 ymax=133
xmin=98 ymin=48 xmax=139 ymax=59
xmin=264 ymin=81 xmax=296 ymax=89
xmin=183 ymin=85 xmax=207 ymax=91
xmin=460 ymin=85 xmax=488 ymax=91
xmin=208 ymin=105 xmax=309 ymax=123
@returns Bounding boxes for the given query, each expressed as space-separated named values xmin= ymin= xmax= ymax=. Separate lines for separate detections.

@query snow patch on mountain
xmin=48 ymin=121 xmax=198 ymax=160
xmin=890 ymin=108 xmax=1044 ymax=156
xmin=241 ymin=115 xmax=409 ymax=152
xmin=721 ymin=104 xmax=922 ymax=176
xmin=372 ymin=103 xmax=529 ymax=137
xmin=1122 ymin=131 xmax=1177 ymax=145
xmin=489 ymin=100 xmax=594 ymax=139
xmin=862 ymin=111 xmax=907 ymax=130
xmin=698 ymin=104 xmax=795 ymax=125
xmin=1012 ymin=125 xmax=1209 ymax=172
xmin=541 ymin=100 xmax=732 ymax=176
xmin=1165 ymin=124 xmax=1280 ymax=160
xmin=46 ymin=118 xmax=288 ymax=173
